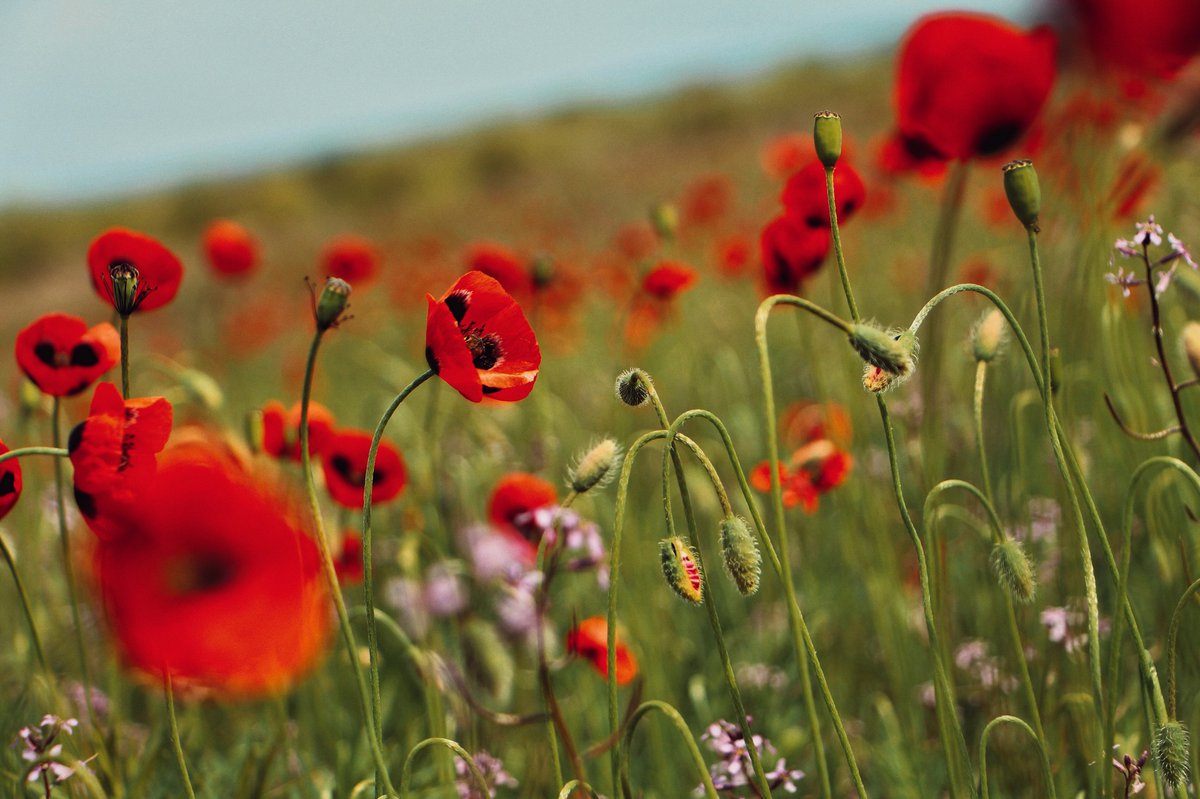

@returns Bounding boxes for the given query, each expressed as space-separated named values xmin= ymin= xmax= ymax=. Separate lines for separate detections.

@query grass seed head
xmin=990 ymin=539 xmax=1036 ymax=603
xmin=1154 ymin=721 xmax=1190 ymax=791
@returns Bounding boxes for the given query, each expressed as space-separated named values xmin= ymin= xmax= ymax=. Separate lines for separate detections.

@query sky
xmin=0 ymin=0 xmax=1038 ymax=207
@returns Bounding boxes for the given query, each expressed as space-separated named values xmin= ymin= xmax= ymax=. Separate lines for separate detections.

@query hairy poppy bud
xmin=660 ymin=537 xmax=703 ymax=604
xmin=315 ymin=277 xmax=351 ymax=331
xmin=720 ymin=516 xmax=761 ymax=596
xmin=1181 ymin=322 xmax=1200 ymax=379
xmin=1002 ymin=160 xmax=1040 ymax=231
xmin=990 ymin=539 xmax=1036 ymax=603
xmin=567 ymin=438 xmax=622 ymax=494
xmin=849 ymin=323 xmax=918 ymax=376
xmin=650 ymin=203 xmax=678 ymax=241
xmin=972 ymin=309 xmax=1008 ymax=363
xmin=615 ymin=368 xmax=652 ymax=407
xmin=1154 ymin=721 xmax=1190 ymax=791
xmin=813 ymin=111 xmax=842 ymax=169
xmin=109 ymin=262 xmax=141 ymax=317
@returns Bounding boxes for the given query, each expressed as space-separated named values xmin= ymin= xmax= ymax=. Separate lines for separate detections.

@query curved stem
xmin=973 ymin=362 xmax=995 ymax=509
xmin=621 ymin=700 xmax=718 ymax=799
xmin=825 ymin=166 xmax=859 ymax=323
xmin=398 ymin=738 xmax=487 ymax=799
xmin=164 ymin=672 xmax=198 ymax=799
xmin=1141 ymin=244 xmax=1200 ymax=460
xmin=0 ymin=528 xmax=49 ymax=674
xmin=557 ymin=779 xmax=602 ymax=799
xmin=0 ymin=446 xmax=68 ymax=466
xmin=977 ymin=715 xmax=1056 ymax=799
xmin=1168 ymin=577 xmax=1200 ymax=720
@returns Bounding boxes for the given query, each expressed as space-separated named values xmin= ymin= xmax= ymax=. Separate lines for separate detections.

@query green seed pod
xmin=615 ymin=368 xmax=651 ymax=407
xmin=245 ymin=409 xmax=266 ymax=454
xmin=849 ymin=323 xmax=918 ymax=377
xmin=990 ymin=539 xmax=1036 ymax=603
xmin=720 ymin=516 xmax=761 ymax=596
xmin=660 ymin=537 xmax=704 ymax=605
xmin=972 ymin=309 xmax=1008 ymax=363
xmin=813 ymin=111 xmax=842 ymax=169
xmin=1181 ymin=322 xmax=1200 ymax=379
xmin=315 ymin=277 xmax=352 ymax=331
xmin=461 ymin=617 xmax=515 ymax=706
xmin=567 ymin=438 xmax=622 ymax=494
xmin=109 ymin=261 xmax=141 ymax=317
xmin=1154 ymin=720 xmax=1190 ymax=791
xmin=1002 ymin=159 xmax=1040 ymax=231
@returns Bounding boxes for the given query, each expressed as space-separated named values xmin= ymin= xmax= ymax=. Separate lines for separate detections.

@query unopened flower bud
xmin=1002 ymin=160 xmax=1040 ymax=231
xmin=1181 ymin=322 xmax=1200 ymax=379
xmin=990 ymin=539 xmax=1036 ymax=603
xmin=615 ymin=368 xmax=651 ymax=407
xmin=109 ymin=261 xmax=141 ymax=316
xmin=650 ymin=203 xmax=678 ymax=241
xmin=720 ymin=516 xmax=761 ymax=596
xmin=862 ymin=364 xmax=901 ymax=394
xmin=315 ymin=277 xmax=352 ymax=331
xmin=660 ymin=537 xmax=704 ymax=605
xmin=849 ymin=323 xmax=918 ymax=377
xmin=567 ymin=438 xmax=622 ymax=494
xmin=972 ymin=309 xmax=1008 ymax=363
xmin=813 ymin=111 xmax=842 ymax=169
xmin=245 ymin=409 xmax=266 ymax=454
xmin=1154 ymin=721 xmax=1190 ymax=791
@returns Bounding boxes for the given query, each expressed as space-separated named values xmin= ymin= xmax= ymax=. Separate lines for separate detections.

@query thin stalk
xmin=825 ymin=166 xmax=859 ymax=322
xmin=164 ymin=673 xmax=197 ymax=799
xmin=0 ymin=530 xmax=49 ymax=673
xmin=1140 ymin=244 xmax=1200 ymax=460
xmin=298 ymin=330 xmax=397 ymax=797
xmin=973 ymin=362 xmax=995 ymax=509
xmin=1167 ymin=577 xmax=1200 ymax=720
xmin=621 ymin=700 xmax=719 ymax=799
xmin=398 ymin=738 xmax=487 ymax=799
xmin=977 ymin=715 xmax=1056 ymax=799
xmin=0 ymin=446 xmax=69 ymax=466
xmin=557 ymin=780 xmax=602 ymax=799
xmin=119 ymin=314 xmax=130 ymax=397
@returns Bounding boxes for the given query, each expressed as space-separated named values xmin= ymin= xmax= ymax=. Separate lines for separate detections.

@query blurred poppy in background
xmin=0 ymin=439 xmax=23 ymax=522
xmin=260 ymin=400 xmax=335 ymax=462
xmin=320 ymin=234 xmax=380 ymax=286
xmin=566 ymin=616 xmax=638 ymax=685
xmin=203 ymin=219 xmax=260 ymax=278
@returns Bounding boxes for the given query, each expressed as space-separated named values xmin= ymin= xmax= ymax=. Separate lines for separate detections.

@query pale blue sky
xmin=0 ymin=0 xmax=1038 ymax=206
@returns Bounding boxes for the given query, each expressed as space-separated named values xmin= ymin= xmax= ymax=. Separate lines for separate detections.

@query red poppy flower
xmin=895 ymin=13 xmax=1057 ymax=161
xmin=87 ymin=228 xmax=184 ymax=314
xmin=566 ymin=616 xmax=638 ymax=686
xmin=69 ymin=382 xmax=173 ymax=539
xmin=1067 ymin=0 xmax=1200 ymax=79
xmin=424 ymin=271 xmax=540 ymax=403
xmin=15 ymin=313 xmax=119 ymax=397
xmin=260 ymin=400 xmax=335 ymax=462
xmin=875 ymin=130 xmax=949 ymax=179
xmin=467 ymin=242 xmax=531 ymax=297
xmin=759 ymin=215 xmax=830 ymax=294
xmin=679 ymin=174 xmax=733 ymax=228
xmin=0 ymin=439 xmax=23 ymax=522
xmin=641 ymin=261 xmax=697 ymax=300
xmin=202 ymin=219 xmax=259 ymax=278
xmin=335 ymin=531 xmax=364 ymax=585
xmin=761 ymin=133 xmax=815 ymax=180
xmin=488 ymin=472 xmax=556 ymax=556
xmin=749 ymin=461 xmax=818 ymax=512
xmin=320 ymin=234 xmax=380 ymax=286
xmin=93 ymin=437 xmax=331 ymax=697
xmin=780 ymin=160 xmax=867 ymax=228
xmin=716 ymin=235 xmax=752 ymax=277
xmin=614 ymin=222 xmax=658 ymax=261
xmin=321 ymin=428 xmax=406 ymax=510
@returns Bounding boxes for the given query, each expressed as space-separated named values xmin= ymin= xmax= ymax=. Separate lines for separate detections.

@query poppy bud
xmin=109 ymin=262 xmax=141 ymax=317
xmin=659 ymin=537 xmax=703 ymax=605
xmin=972 ymin=309 xmax=1008 ymax=363
xmin=615 ymin=368 xmax=652 ymax=407
xmin=1002 ymin=159 xmax=1040 ymax=231
xmin=720 ymin=516 xmax=761 ymax=596
xmin=1181 ymin=322 xmax=1200 ymax=379
xmin=990 ymin=539 xmax=1036 ymax=603
xmin=862 ymin=364 xmax=901 ymax=394
xmin=567 ymin=438 xmax=622 ymax=494
xmin=813 ymin=111 xmax=842 ymax=169
xmin=650 ymin=203 xmax=678 ymax=241
xmin=1154 ymin=721 xmax=1190 ymax=791
xmin=848 ymin=323 xmax=919 ymax=377
xmin=315 ymin=277 xmax=351 ymax=331
xmin=462 ymin=617 xmax=515 ymax=706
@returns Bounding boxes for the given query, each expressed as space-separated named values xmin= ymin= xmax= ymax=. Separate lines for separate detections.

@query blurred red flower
xmin=716 ymin=235 xmax=753 ymax=277
xmin=759 ymin=215 xmax=830 ymax=294
xmin=467 ymin=241 xmax=532 ymax=297
xmin=424 ymin=271 xmax=540 ymax=403
xmin=321 ymin=428 xmax=407 ymax=510
xmin=335 ymin=531 xmax=364 ymax=585
xmin=566 ymin=616 xmax=638 ymax=686
xmin=1066 ymin=0 xmax=1200 ymax=79
xmin=679 ymin=174 xmax=733 ymax=229
xmin=0 ymin=439 xmax=23 ymax=522
xmin=87 ymin=228 xmax=184 ymax=314
xmin=641 ymin=261 xmax=697 ymax=300
xmin=15 ymin=313 xmax=119 ymax=397
xmin=780 ymin=160 xmax=867 ymax=228
xmin=488 ymin=472 xmax=556 ymax=558
xmin=93 ymin=436 xmax=331 ymax=697
xmin=260 ymin=400 xmax=335 ymax=462
xmin=894 ymin=12 xmax=1057 ymax=162
xmin=202 ymin=219 xmax=259 ymax=278
xmin=320 ymin=234 xmax=380 ymax=286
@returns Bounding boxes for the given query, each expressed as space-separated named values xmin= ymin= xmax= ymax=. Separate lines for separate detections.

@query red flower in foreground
xmin=467 ymin=242 xmax=532 ymax=297
xmin=641 ymin=261 xmax=697 ymax=300
xmin=321 ymin=235 xmax=380 ymax=286
xmin=93 ymin=437 xmax=331 ymax=696
xmin=321 ymin=428 xmax=407 ymax=510
xmin=780 ymin=160 xmax=867 ymax=228
xmin=202 ymin=219 xmax=259 ymax=278
xmin=0 ymin=439 xmax=23 ymax=522
xmin=15 ymin=313 xmax=119 ymax=397
xmin=567 ymin=616 xmax=638 ymax=686
xmin=425 ymin=272 xmax=540 ymax=403
xmin=69 ymin=383 xmax=173 ymax=539
xmin=759 ymin=215 xmax=830 ymax=294
xmin=260 ymin=400 xmax=335 ymax=462
xmin=87 ymin=228 xmax=184 ymax=314
xmin=895 ymin=12 xmax=1056 ymax=162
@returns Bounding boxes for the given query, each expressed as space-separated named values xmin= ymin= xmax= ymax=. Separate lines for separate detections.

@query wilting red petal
xmin=87 ymin=228 xmax=184 ymax=313
xmin=780 ymin=159 xmax=867 ymax=228
xmin=641 ymin=261 xmax=697 ymax=300
xmin=321 ymin=234 xmax=380 ymax=286
xmin=203 ymin=219 xmax=259 ymax=278
xmin=759 ymin=215 xmax=830 ymax=294
xmin=321 ymin=428 xmax=407 ymax=510
xmin=0 ymin=439 xmax=23 ymax=522
xmin=15 ymin=312 xmax=119 ymax=397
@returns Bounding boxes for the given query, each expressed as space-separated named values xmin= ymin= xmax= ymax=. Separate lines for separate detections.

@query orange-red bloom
xmin=260 ymin=400 xmax=335 ymax=462
xmin=15 ymin=313 xmax=119 ymax=397
xmin=87 ymin=228 xmax=183 ymax=314
xmin=202 ymin=219 xmax=259 ymax=278
xmin=69 ymin=383 xmax=173 ymax=539
xmin=321 ymin=428 xmax=406 ymax=510
xmin=759 ymin=215 xmax=830 ymax=294
xmin=335 ymin=531 xmax=364 ymax=585
xmin=320 ymin=234 xmax=380 ymax=286
xmin=894 ymin=12 xmax=1056 ymax=162
xmin=566 ymin=616 xmax=638 ymax=686
xmin=0 ymin=439 xmax=23 ymax=522
xmin=424 ymin=272 xmax=540 ymax=403
xmin=641 ymin=261 xmax=697 ymax=300
xmin=780 ymin=160 xmax=867 ymax=228
xmin=93 ymin=437 xmax=331 ymax=697
xmin=467 ymin=241 xmax=532 ymax=297
xmin=488 ymin=472 xmax=557 ymax=557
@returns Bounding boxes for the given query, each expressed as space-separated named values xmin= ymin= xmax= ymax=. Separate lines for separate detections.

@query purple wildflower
xmin=455 ymin=750 xmax=517 ymax=798
xmin=12 ymin=715 xmax=87 ymax=788
xmin=699 ymin=718 xmax=804 ymax=796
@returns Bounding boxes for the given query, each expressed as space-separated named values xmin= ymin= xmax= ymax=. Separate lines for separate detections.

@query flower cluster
xmin=698 ymin=718 xmax=804 ymax=796
xmin=454 ymin=750 xmax=518 ymax=799
xmin=12 ymin=715 xmax=87 ymax=787
xmin=1107 ymin=215 xmax=1198 ymax=297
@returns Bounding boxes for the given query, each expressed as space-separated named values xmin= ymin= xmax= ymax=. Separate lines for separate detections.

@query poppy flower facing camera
xmin=15 ymin=313 xmax=119 ymax=397
xmin=87 ymin=228 xmax=184 ymax=314
xmin=425 ymin=272 xmax=540 ymax=403
xmin=320 ymin=428 xmax=407 ymax=510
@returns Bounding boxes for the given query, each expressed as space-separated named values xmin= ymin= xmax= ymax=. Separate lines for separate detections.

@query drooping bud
xmin=650 ymin=203 xmax=679 ymax=242
xmin=813 ymin=111 xmax=842 ymax=169
xmin=314 ymin=276 xmax=352 ymax=331
xmin=1154 ymin=721 xmax=1190 ymax=791
xmin=720 ymin=516 xmax=761 ymax=596
xmin=567 ymin=438 xmax=622 ymax=494
xmin=175 ymin=367 xmax=224 ymax=411
xmin=660 ymin=537 xmax=704 ymax=605
xmin=990 ymin=539 xmax=1036 ymax=603
xmin=615 ymin=368 xmax=651 ymax=407
xmin=109 ymin=261 xmax=141 ymax=316
xmin=1181 ymin=322 xmax=1200 ymax=379
xmin=849 ymin=323 xmax=919 ymax=377
xmin=972 ymin=309 xmax=1008 ymax=363
xmin=462 ymin=617 xmax=515 ymax=705
xmin=1002 ymin=159 xmax=1040 ymax=231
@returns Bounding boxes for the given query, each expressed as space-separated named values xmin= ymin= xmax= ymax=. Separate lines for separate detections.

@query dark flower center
xmin=330 ymin=454 xmax=386 ymax=488
xmin=166 ymin=552 xmax=239 ymax=596
xmin=33 ymin=341 xmax=100 ymax=369
xmin=463 ymin=324 xmax=503 ymax=370
xmin=445 ymin=290 xmax=470 ymax=323
xmin=974 ymin=120 xmax=1022 ymax=158
xmin=0 ymin=470 xmax=15 ymax=496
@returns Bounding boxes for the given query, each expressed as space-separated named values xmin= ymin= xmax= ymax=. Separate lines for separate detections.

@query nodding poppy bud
xmin=109 ymin=262 xmax=141 ymax=317
xmin=462 ymin=618 xmax=515 ymax=705
xmin=615 ymin=368 xmax=652 ymax=408
xmin=1154 ymin=721 xmax=1190 ymax=792
xmin=848 ymin=323 xmax=919 ymax=377
xmin=972 ymin=309 xmax=1008 ymax=363
xmin=567 ymin=438 xmax=622 ymax=494
xmin=813 ymin=111 xmax=843 ymax=169
xmin=314 ymin=277 xmax=351 ymax=331
xmin=1002 ymin=159 xmax=1041 ymax=231
xmin=650 ymin=203 xmax=678 ymax=241
xmin=659 ymin=537 xmax=704 ymax=605
xmin=990 ymin=539 xmax=1036 ymax=603
xmin=720 ymin=516 xmax=761 ymax=596
xmin=1181 ymin=322 xmax=1200 ymax=379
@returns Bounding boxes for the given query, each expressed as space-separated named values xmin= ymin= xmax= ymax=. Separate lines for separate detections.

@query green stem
xmin=1168 ymin=577 xmax=1200 ymax=721
xmin=825 ymin=166 xmax=859 ymax=322
xmin=977 ymin=715 xmax=1056 ymax=799
xmin=0 ymin=525 xmax=50 ymax=674
xmin=398 ymin=738 xmax=488 ymax=799
xmin=119 ymin=314 xmax=130 ymax=397
xmin=557 ymin=780 xmax=602 ymax=799
xmin=0 ymin=446 xmax=68 ymax=466
xmin=164 ymin=673 xmax=198 ymax=799
xmin=973 ymin=362 xmax=995 ymax=510
xmin=621 ymin=700 xmax=719 ymax=799
xmin=299 ymin=329 xmax=397 ymax=797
